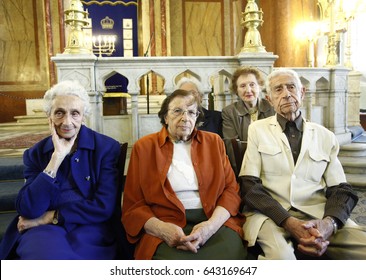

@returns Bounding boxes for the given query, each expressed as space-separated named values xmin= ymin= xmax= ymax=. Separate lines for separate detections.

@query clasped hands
xmin=157 ymin=221 xmax=214 ymax=253
xmin=17 ymin=211 xmax=55 ymax=233
xmin=283 ymin=216 xmax=334 ymax=257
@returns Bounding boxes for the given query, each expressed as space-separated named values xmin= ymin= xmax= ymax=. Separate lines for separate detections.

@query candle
xmin=329 ymin=0 xmax=335 ymax=34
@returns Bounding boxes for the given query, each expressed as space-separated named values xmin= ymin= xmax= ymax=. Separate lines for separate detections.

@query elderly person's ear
xmin=300 ymin=87 xmax=306 ymax=100
xmin=265 ymin=95 xmax=273 ymax=106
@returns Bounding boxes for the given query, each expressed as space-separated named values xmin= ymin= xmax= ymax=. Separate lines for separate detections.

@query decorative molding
xmin=81 ymin=1 xmax=137 ymax=6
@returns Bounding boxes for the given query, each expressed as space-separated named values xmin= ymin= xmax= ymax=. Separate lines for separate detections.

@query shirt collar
xmin=277 ymin=112 xmax=303 ymax=132
xmin=158 ymin=126 xmax=200 ymax=147
xmin=237 ymin=98 xmax=272 ymax=116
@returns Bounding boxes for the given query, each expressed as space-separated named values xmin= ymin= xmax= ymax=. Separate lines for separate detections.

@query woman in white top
xmin=122 ymin=89 xmax=247 ymax=260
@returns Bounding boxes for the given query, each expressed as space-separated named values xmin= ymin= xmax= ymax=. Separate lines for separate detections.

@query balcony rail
xmin=52 ymin=53 xmax=361 ymax=145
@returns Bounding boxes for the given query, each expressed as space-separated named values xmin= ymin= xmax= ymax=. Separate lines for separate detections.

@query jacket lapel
xmin=71 ymin=126 xmax=95 ymax=198
xmin=296 ymin=120 xmax=313 ymax=166
xmin=270 ymin=116 xmax=291 ymax=150
xmin=269 ymin=116 xmax=295 ymax=167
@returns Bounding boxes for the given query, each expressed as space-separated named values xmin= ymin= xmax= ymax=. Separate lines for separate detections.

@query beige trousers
xmin=256 ymin=210 xmax=366 ymax=260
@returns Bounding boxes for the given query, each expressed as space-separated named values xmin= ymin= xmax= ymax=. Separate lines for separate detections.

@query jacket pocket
xmin=258 ymin=145 xmax=282 ymax=175
xmin=304 ymin=149 xmax=330 ymax=182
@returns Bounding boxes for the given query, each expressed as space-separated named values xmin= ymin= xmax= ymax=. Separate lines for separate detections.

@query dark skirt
xmin=152 ymin=209 xmax=247 ymax=260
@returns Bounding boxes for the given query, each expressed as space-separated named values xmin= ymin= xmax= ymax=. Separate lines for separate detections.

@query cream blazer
xmin=239 ymin=115 xmax=353 ymax=246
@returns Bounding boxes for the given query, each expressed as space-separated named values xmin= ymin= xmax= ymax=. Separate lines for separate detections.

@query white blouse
xmin=167 ymin=141 xmax=202 ymax=209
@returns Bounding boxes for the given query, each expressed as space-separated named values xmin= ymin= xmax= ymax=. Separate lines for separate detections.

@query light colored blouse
xmin=167 ymin=141 xmax=202 ymax=209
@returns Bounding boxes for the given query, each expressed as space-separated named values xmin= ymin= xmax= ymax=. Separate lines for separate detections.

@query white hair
xmin=265 ymin=68 xmax=302 ymax=97
xmin=43 ymin=80 xmax=91 ymax=117
xmin=175 ymin=76 xmax=204 ymax=98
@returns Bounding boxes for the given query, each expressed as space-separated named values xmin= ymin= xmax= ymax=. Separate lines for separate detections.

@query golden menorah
xmin=92 ymin=35 xmax=116 ymax=57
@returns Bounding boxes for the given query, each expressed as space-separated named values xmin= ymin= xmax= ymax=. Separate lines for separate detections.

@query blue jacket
xmin=198 ymin=107 xmax=223 ymax=137
xmin=0 ymin=125 xmax=121 ymax=259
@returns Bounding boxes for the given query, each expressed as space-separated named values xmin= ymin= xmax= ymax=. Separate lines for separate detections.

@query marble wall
xmin=1 ymin=1 xmax=44 ymax=85
xmin=169 ymin=0 xmax=244 ymax=56
xmin=138 ymin=0 xmax=245 ymax=97
xmin=259 ymin=0 xmax=318 ymax=67
xmin=1 ymin=0 xmax=363 ymax=125
xmin=0 ymin=0 xmax=63 ymax=123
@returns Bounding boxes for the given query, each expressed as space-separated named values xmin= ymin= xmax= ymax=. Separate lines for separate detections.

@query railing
xmin=52 ymin=53 xmax=361 ymax=145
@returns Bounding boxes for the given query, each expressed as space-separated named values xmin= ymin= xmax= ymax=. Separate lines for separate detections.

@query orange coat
xmin=121 ymin=126 xmax=245 ymax=259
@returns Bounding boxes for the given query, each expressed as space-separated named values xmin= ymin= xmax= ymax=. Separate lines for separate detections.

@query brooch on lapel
xmin=198 ymin=121 xmax=204 ymax=127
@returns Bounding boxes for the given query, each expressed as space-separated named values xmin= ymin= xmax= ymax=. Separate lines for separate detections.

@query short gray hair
xmin=265 ymin=68 xmax=302 ymax=97
xmin=175 ymin=76 xmax=204 ymax=98
xmin=43 ymin=80 xmax=91 ymax=117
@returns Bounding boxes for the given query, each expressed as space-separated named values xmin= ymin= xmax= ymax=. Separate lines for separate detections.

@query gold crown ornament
xmin=101 ymin=16 xmax=114 ymax=29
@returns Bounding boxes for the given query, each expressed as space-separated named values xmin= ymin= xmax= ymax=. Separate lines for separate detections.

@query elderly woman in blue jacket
xmin=0 ymin=80 xmax=121 ymax=259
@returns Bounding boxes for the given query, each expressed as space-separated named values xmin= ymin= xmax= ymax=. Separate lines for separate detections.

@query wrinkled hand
xmin=297 ymin=219 xmax=332 ymax=257
xmin=158 ymin=222 xmax=187 ymax=246
xmin=144 ymin=218 xmax=197 ymax=253
xmin=179 ymin=221 xmax=214 ymax=251
xmin=17 ymin=211 xmax=55 ymax=233
xmin=49 ymin=120 xmax=76 ymax=159
xmin=282 ymin=216 xmax=314 ymax=241
xmin=144 ymin=206 xmax=230 ymax=255
xmin=297 ymin=234 xmax=329 ymax=257
xmin=177 ymin=206 xmax=229 ymax=253
xmin=283 ymin=216 xmax=331 ymax=257
xmin=302 ymin=218 xmax=333 ymax=241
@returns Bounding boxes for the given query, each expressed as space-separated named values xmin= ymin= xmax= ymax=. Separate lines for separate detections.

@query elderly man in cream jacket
xmin=238 ymin=68 xmax=366 ymax=260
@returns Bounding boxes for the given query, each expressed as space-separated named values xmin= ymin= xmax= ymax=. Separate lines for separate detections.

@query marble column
xmin=129 ymin=91 xmax=139 ymax=142
xmin=327 ymin=68 xmax=352 ymax=144
xmin=347 ymin=71 xmax=362 ymax=127
xmin=259 ymin=0 xmax=318 ymax=67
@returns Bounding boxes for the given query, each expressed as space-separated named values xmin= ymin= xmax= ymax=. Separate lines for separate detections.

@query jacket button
xmin=85 ymin=176 xmax=90 ymax=181
xmin=75 ymin=158 xmax=79 ymax=162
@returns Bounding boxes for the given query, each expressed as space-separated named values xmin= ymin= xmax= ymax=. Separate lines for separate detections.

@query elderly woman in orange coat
xmin=122 ymin=89 xmax=247 ymax=260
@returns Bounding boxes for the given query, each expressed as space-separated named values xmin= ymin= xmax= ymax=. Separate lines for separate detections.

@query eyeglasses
xmin=169 ymin=108 xmax=200 ymax=118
